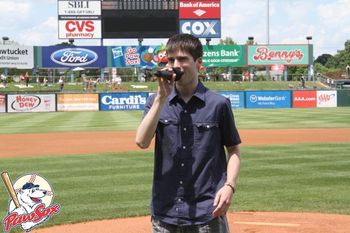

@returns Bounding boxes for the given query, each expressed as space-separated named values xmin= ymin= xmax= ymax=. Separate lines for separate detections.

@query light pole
xmin=266 ymin=0 xmax=271 ymax=80
xmin=248 ymin=37 xmax=255 ymax=82
xmin=68 ymin=38 xmax=74 ymax=46
xmin=138 ymin=38 xmax=143 ymax=46
xmin=206 ymin=38 xmax=211 ymax=46
xmin=2 ymin=36 xmax=9 ymax=45
xmin=2 ymin=37 xmax=9 ymax=76
xmin=68 ymin=39 xmax=75 ymax=82
xmin=306 ymin=36 xmax=313 ymax=81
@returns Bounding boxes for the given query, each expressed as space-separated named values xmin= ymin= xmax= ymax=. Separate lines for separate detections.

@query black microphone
xmin=154 ymin=67 xmax=184 ymax=81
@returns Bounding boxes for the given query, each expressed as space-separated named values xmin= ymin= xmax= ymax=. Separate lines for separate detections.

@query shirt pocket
xmin=193 ymin=122 xmax=220 ymax=151
xmin=157 ymin=118 xmax=179 ymax=154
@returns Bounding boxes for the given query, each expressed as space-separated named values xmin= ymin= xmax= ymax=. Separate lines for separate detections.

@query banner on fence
xmin=100 ymin=92 xmax=148 ymax=111
xmin=292 ymin=90 xmax=316 ymax=108
xmin=57 ymin=94 xmax=99 ymax=111
xmin=246 ymin=91 xmax=291 ymax=108
xmin=317 ymin=91 xmax=337 ymax=107
xmin=7 ymin=94 xmax=56 ymax=112
xmin=0 ymin=94 xmax=6 ymax=112
xmin=219 ymin=91 xmax=244 ymax=108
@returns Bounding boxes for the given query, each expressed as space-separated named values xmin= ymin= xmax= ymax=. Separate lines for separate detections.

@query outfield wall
xmin=0 ymin=90 xmax=349 ymax=113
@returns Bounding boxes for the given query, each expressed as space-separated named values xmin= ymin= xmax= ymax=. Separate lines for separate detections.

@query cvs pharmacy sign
xmin=59 ymin=20 xmax=101 ymax=39
xmin=180 ymin=19 xmax=221 ymax=38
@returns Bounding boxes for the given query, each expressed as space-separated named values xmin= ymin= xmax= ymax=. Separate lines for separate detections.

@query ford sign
xmin=50 ymin=48 xmax=98 ymax=66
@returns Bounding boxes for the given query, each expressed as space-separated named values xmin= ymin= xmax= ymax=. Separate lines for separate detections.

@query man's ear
xmin=196 ymin=57 xmax=203 ymax=71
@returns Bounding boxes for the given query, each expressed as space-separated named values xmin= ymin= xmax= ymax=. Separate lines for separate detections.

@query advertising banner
xmin=179 ymin=0 xmax=221 ymax=19
xmin=57 ymin=94 xmax=99 ymax=111
xmin=247 ymin=45 xmax=309 ymax=66
xmin=219 ymin=91 xmax=244 ymax=108
xmin=0 ymin=45 xmax=34 ymax=68
xmin=0 ymin=94 xmax=6 ymax=112
xmin=58 ymin=20 xmax=102 ymax=39
xmin=7 ymin=94 xmax=56 ymax=113
xmin=180 ymin=19 xmax=221 ymax=38
xmin=317 ymin=91 xmax=337 ymax=107
xmin=203 ymin=45 xmax=246 ymax=67
xmin=100 ymin=92 xmax=148 ymax=111
xmin=58 ymin=0 xmax=101 ymax=39
xmin=110 ymin=45 xmax=167 ymax=68
xmin=292 ymin=91 xmax=316 ymax=108
xmin=337 ymin=90 xmax=350 ymax=106
xmin=246 ymin=91 xmax=291 ymax=108
xmin=42 ymin=46 xmax=107 ymax=68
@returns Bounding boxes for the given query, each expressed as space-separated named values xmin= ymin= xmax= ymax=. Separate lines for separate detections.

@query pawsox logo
xmin=1 ymin=172 xmax=60 ymax=232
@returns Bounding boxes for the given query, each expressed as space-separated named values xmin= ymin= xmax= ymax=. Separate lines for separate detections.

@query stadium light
xmin=68 ymin=38 xmax=74 ymax=45
xmin=2 ymin=36 xmax=9 ymax=45
xmin=206 ymin=38 xmax=211 ymax=46
xmin=306 ymin=36 xmax=312 ymax=44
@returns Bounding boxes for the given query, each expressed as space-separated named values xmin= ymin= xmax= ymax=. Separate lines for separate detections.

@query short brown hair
xmin=166 ymin=34 xmax=203 ymax=61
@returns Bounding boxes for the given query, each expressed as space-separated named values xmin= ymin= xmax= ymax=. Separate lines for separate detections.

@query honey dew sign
xmin=247 ymin=45 xmax=309 ymax=66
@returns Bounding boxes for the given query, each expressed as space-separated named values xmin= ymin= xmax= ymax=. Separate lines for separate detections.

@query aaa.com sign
xmin=179 ymin=0 xmax=221 ymax=19
xmin=248 ymin=45 xmax=309 ymax=65
xmin=7 ymin=94 xmax=56 ymax=112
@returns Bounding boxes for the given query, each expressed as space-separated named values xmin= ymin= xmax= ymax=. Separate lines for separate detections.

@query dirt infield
xmin=1 ymin=128 xmax=350 ymax=158
xmin=33 ymin=212 xmax=350 ymax=233
xmin=3 ymin=128 xmax=350 ymax=232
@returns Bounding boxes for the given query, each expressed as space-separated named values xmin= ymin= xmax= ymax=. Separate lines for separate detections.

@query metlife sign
xmin=100 ymin=93 xmax=148 ymax=111
xmin=58 ymin=0 xmax=101 ymax=39
xmin=180 ymin=19 xmax=221 ymax=38
xmin=246 ymin=91 xmax=291 ymax=109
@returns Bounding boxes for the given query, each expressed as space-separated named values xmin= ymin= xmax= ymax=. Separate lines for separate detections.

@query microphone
xmin=154 ymin=67 xmax=184 ymax=81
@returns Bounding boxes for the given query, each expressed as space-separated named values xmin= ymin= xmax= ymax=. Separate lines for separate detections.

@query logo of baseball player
xmin=1 ymin=172 xmax=61 ymax=232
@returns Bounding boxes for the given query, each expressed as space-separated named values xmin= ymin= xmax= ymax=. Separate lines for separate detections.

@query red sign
xmin=179 ymin=0 xmax=221 ymax=19
xmin=271 ymin=64 xmax=285 ymax=71
xmin=293 ymin=91 xmax=316 ymax=108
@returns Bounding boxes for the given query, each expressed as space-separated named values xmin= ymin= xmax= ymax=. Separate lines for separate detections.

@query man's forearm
xmin=135 ymin=97 xmax=165 ymax=149
xmin=226 ymin=145 xmax=241 ymax=189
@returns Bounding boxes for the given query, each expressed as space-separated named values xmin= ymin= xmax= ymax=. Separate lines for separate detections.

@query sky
xmin=0 ymin=0 xmax=349 ymax=58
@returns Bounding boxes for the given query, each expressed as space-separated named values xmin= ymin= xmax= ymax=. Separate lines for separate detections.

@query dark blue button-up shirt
xmin=144 ymin=81 xmax=241 ymax=226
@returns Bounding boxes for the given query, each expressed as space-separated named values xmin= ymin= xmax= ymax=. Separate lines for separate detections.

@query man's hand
xmin=156 ymin=70 xmax=175 ymax=102
xmin=212 ymin=185 xmax=234 ymax=217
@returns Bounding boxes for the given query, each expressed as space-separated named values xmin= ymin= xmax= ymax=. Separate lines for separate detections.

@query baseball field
xmin=0 ymin=107 xmax=350 ymax=233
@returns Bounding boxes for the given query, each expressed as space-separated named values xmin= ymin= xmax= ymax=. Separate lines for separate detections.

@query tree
xmin=219 ymin=37 xmax=236 ymax=45
xmin=314 ymin=54 xmax=334 ymax=66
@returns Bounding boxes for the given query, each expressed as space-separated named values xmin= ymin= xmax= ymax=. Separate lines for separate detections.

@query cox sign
xmin=42 ymin=46 xmax=107 ymax=68
xmin=180 ymin=20 xmax=221 ymax=38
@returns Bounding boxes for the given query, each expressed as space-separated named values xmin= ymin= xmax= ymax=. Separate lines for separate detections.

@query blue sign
xmin=180 ymin=19 xmax=221 ymax=38
xmin=110 ymin=45 xmax=167 ymax=68
xmin=219 ymin=91 xmax=244 ymax=108
xmin=100 ymin=92 xmax=148 ymax=111
xmin=246 ymin=91 xmax=291 ymax=108
xmin=42 ymin=46 xmax=107 ymax=68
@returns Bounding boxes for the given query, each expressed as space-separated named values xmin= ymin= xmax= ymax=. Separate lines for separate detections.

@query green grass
xmin=0 ymin=108 xmax=349 ymax=134
xmin=0 ymin=81 xmax=326 ymax=93
xmin=0 ymin=143 xmax=349 ymax=231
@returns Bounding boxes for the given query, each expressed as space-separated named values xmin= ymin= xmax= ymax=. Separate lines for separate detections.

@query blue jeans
xmin=151 ymin=216 xmax=230 ymax=233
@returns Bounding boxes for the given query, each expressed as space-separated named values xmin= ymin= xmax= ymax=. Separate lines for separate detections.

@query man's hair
xmin=166 ymin=34 xmax=203 ymax=61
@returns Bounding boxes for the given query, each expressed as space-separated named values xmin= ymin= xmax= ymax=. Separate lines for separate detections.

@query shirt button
xmin=176 ymin=208 xmax=179 ymax=211
xmin=182 ymin=146 xmax=186 ymax=149
xmin=164 ymin=119 xmax=168 ymax=123
xmin=178 ymin=198 xmax=182 ymax=202
xmin=206 ymin=125 xmax=210 ymax=128
xmin=183 ymin=127 xmax=187 ymax=131
xmin=184 ymin=110 xmax=188 ymax=113
xmin=181 ymin=163 xmax=184 ymax=167
xmin=179 ymin=181 xmax=183 ymax=185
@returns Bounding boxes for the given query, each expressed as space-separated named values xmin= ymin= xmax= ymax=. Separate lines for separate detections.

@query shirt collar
xmin=169 ymin=81 xmax=207 ymax=103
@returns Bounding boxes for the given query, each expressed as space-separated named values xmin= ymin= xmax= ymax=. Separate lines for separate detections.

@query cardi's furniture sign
xmin=248 ymin=45 xmax=309 ymax=65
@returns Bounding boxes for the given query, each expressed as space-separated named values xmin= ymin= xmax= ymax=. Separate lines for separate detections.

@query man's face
xmin=166 ymin=49 xmax=202 ymax=84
